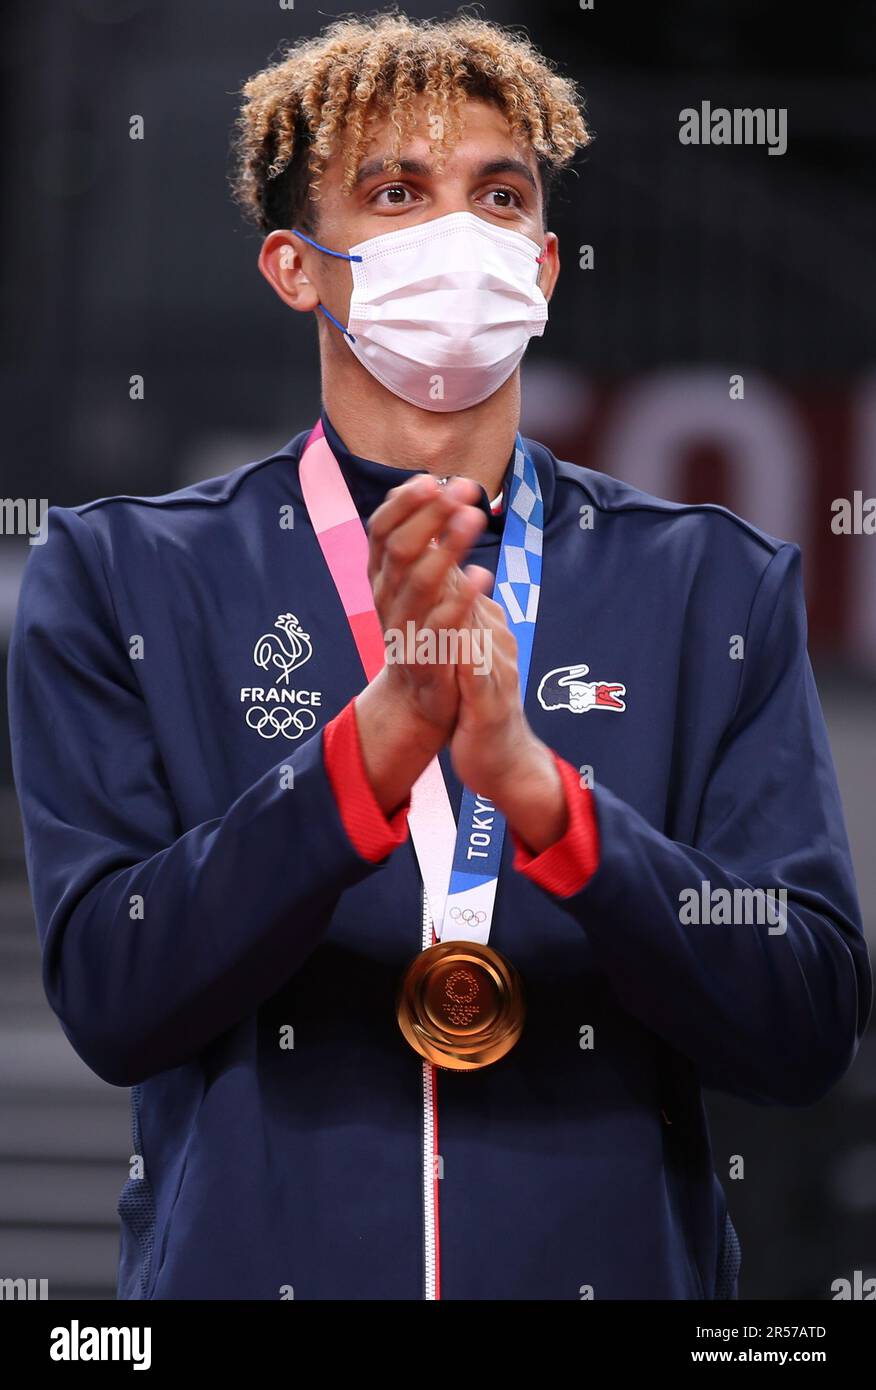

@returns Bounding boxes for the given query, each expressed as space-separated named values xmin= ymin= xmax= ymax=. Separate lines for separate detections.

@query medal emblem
xmin=397 ymin=940 xmax=525 ymax=1071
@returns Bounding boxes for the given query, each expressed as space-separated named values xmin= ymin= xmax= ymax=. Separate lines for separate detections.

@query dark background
xmin=0 ymin=0 xmax=874 ymax=1299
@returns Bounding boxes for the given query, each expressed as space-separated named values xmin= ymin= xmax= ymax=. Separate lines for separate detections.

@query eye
xmin=370 ymin=184 xmax=420 ymax=209
xmin=479 ymin=186 xmax=524 ymax=211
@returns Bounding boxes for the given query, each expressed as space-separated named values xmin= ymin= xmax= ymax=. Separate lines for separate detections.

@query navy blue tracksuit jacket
xmin=7 ymin=411 xmax=872 ymax=1299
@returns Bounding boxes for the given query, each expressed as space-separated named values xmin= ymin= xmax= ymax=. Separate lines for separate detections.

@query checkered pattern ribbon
xmin=441 ymin=440 xmax=543 ymax=945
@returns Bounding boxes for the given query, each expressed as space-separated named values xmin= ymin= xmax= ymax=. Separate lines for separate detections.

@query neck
xmin=320 ymin=336 xmax=519 ymax=497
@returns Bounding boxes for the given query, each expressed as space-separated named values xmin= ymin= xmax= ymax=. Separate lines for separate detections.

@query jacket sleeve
xmin=535 ymin=542 xmax=872 ymax=1106
xmin=7 ymin=507 xmax=397 ymax=1087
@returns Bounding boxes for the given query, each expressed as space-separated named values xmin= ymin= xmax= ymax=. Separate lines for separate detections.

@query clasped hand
xmin=354 ymin=474 xmax=567 ymax=853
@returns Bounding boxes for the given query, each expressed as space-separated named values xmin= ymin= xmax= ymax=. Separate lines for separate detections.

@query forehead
xmin=327 ymin=96 xmax=540 ymax=186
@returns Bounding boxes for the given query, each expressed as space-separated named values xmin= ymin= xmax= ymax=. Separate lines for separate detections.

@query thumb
xmin=462 ymin=563 xmax=494 ymax=598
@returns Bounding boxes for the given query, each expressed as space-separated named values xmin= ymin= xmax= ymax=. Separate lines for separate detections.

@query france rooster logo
xmin=253 ymin=613 xmax=313 ymax=684
xmin=537 ymin=663 xmax=626 ymax=714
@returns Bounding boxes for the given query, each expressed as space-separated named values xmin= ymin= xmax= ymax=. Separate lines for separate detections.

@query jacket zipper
xmin=421 ymin=885 xmax=441 ymax=1300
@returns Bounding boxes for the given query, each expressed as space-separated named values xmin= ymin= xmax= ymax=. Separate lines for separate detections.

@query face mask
xmin=292 ymin=211 xmax=549 ymax=412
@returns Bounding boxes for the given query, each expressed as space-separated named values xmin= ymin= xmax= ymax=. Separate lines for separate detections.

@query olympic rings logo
xmin=245 ymin=706 xmax=317 ymax=741
xmin=449 ymin=907 xmax=487 ymax=926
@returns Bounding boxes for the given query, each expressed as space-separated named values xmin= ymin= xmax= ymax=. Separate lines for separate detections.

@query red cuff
xmin=511 ymin=753 xmax=600 ymax=897
xmin=323 ymin=698 xmax=411 ymax=864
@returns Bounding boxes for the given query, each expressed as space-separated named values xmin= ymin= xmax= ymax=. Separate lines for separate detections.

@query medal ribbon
xmin=298 ymin=419 xmax=543 ymax=945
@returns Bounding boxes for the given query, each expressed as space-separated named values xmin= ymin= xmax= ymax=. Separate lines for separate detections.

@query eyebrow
xmin=353 ymin=157 xmax=430 ymax=186
xmin=353 ymin=155 xmax=538 ymax=195
xmin=476 ymin=159 xmax=538 ymax=194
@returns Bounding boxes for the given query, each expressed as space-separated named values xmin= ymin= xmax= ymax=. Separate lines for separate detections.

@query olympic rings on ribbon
xmin=449 ymin=906 xmax=487 ymax=926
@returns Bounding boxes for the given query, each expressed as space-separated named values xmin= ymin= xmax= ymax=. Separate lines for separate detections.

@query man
xmin=8 ymin=14 xmax=871 ymax=1300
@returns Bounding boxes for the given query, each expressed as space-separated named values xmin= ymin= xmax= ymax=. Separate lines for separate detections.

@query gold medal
xmin=397 ymin=940 xmax=525 ymax=1071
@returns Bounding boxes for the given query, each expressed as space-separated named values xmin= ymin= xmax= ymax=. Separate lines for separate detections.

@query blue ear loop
xmin=290 ymin=227 xmax=546 ymax=343
xmin=291 ymin=229 xmax=363 ymax=344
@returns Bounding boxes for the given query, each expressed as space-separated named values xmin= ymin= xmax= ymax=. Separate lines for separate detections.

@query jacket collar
xmin=320 ymin=408 xmax=513 ymax=545
xmin=287 ymin=409 xmax=556 ymax=547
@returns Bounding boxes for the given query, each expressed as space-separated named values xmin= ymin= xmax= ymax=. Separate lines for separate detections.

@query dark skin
xmin=258 ymin=97 xmax=567 ymax=851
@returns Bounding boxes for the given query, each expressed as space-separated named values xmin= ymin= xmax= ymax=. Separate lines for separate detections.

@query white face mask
xmin=293 ymin=211 xmax=549 ymax=412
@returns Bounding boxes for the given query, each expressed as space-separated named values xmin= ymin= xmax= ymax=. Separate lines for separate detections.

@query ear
xmin=257 ymin=231 xmax=320 ymax=312
xmin=536 ymin=231 xmax=560 ymax=303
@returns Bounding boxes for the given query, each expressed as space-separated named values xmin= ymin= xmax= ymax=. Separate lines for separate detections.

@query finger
xmin=457 ymin=639 xmax=503 ymax=707
xmin=371 ymin=489 xmax=484 ymax=586
xmin=457 ymin=596 xmax=518 ymax=693
xmin=367 ymin=476 xmax=444 ymax=577
xmin=425 ymin=571 xmax=484 ymax=642
xmin=455 ymin=595 xmax=512 ymax=668
xmin=368 ymin=481 xmax=453 ymax=580
xmin=383 ymin=524 xmax=480 ymax=632
xmin=379 ymin=509 xmax=487 ymax=628
xmin=468 ymin=591 xmax=511 ymax=631
xmin=368 ymin=475 xmax=480 ymax=575
xmin=370 ymin=473 xmax=438 ymax=536
xmin=462 ymin=563 xmax=494 ymax=598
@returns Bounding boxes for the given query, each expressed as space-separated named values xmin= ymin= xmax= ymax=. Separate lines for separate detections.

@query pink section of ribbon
xmin=298 ymin=423 xmax=456 ymax=931
xmin=299 ymin=427 xmax=359 ymax=530
xmin=321 ymin=519 xmax=377 ymax=620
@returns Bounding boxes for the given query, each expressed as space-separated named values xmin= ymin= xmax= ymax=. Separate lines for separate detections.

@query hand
xmin=450 ymin=589 xmax=568 ymax=854
xmin=355 ymin=474 xmax=491 ymax=814
xmin=367 ymin=473 xmax=490 ymax=736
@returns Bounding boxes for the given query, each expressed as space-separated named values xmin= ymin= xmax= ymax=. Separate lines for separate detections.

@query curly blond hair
xmin=231 ymin=11 xmax=591 ymax=233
